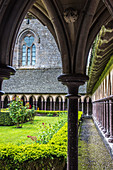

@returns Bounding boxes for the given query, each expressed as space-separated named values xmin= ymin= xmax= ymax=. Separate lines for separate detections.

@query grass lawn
xmin=0 ymin=116 xmax=65 ymax=145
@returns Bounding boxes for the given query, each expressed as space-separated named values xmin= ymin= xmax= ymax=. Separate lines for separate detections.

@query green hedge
xmin=0 ymin=112 xmax=83 ymax=169
xmin=36 ymin=110 xmax=67 ymax=116
xmin=0 ymin=123 xmax=67 ymax=170
xmin=0 ymin=112 xmax=13 ymax=126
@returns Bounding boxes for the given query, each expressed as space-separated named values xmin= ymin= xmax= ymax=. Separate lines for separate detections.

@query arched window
xmin=22 ymin=35 xmax=36 ymax=66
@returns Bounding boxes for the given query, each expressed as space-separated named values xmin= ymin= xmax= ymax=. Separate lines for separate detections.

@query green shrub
xmin=8 ymin=97 xmax=27 ymax=128
xmin=0 ymin=123 xmax=67 ymax=169
xmin=26 ymin=106 xmax=36 ymax=122
xmin=0 ymin=112 xmax=13 ymax=126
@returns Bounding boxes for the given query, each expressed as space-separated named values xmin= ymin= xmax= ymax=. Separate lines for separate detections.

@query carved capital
xmin=0 ymin=65 xmax=16 ymax=80
xmin=64 ymin=8 xmax=78 ymax=23
xmin=58 ymin=74 xmax=88 ymax=99
xmin=0 ymin=65 xmax=16 ymax=95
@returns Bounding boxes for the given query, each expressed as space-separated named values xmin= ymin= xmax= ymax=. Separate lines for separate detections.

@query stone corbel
xmin=64 ymin=8 xmax=78 ymax=23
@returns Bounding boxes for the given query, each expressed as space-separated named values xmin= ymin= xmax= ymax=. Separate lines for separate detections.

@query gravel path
xmin=78 ymin=118 xmax=113 ymax=170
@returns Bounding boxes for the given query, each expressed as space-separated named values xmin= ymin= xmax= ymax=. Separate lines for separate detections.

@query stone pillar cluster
xmin=93 ymin=97 xmax=113 ymax=143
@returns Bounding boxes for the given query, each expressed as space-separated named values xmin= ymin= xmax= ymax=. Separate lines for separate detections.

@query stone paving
xmin=78 ymin=118 xmax=113 ymax=170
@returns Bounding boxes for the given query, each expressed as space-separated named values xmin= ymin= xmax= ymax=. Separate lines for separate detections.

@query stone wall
xmin=13 ymin=19 xmax=61 ymax=69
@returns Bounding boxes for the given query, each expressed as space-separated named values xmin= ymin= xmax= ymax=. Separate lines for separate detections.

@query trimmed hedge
xmin=0 ymin=123 xmax=67 ymax=170
xmin=36 ymin=110 xmax=67 ymax=116
xmin=0 ymin=112 xmax=83 ymax=169
xmin=0 ymin=112 xmax=13 ymax=126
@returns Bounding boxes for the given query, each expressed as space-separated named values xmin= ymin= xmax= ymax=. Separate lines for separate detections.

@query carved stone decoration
xmin=64 ymin=8 xmax=78 ymax=23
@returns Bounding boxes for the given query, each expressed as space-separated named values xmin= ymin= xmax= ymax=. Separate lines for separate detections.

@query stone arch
xmin=37 ymin=96 xmax=45 ymax=110
xmin=55 ymin=96 xmax=63 ymax=111
xmin=21 ymin=95 xmax=27 ymax=106
xmin=29 ymin=95 xmax=36 ymax=108
xmin=46 ymin=96 xmax=53 ymax=111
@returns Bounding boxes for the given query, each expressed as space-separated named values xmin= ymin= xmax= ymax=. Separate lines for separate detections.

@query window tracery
xmin=21 ymin=34 xmax=36 ymax=66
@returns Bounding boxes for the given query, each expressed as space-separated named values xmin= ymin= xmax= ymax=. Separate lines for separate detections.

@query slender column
xmin=101 ymin=102 xmax=104 ymax=130
xmin=103 ymin=101 xmax=107 ymax=133
xmin=58 ymin=74 xmax=88 ymax=170
xmin=35 ymin=101 xmax=37 ymax=110
xmin=98 ymin=102 xmax=101 ymax=127
xmin=53 ymin=101 xmax=55 ymax=111
xmin=87 ymin=101 xmax=89 ymax=116
xmin=105 ymin=100 xmax=110 ymax=137
xmin=108 ymin=99 xmax=113 ymax=143
xmin=41 ymin=100 xmax=43 ymax=110
xmin=63 ymin=101 xmax=65 ymax=111
xmin=59 ymin=101 xmax=61 ymax=110
xmin=45 ymin=100 xmax=46 ymax=111
xmin=50 ymin=101 xmax=52 ymax=111
xmin=82 ymin=102 xmax=84 ymax=114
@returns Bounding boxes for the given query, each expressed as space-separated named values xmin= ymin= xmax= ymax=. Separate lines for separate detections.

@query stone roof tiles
xmin=2 ymin=68 xmax=86 ymax=94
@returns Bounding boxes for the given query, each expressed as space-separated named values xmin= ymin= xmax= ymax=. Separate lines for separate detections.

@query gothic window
xmin=22 ymin=35 xmax=36 ymax=66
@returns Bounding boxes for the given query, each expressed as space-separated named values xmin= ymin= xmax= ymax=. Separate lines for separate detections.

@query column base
xmin=108 ymin=136 xmax=113 ymax=143
xmin=105 ymin=131 xmax=110 ymax=138
xmin=101 ymin=126 xmax=104 ymax=130
xmin=103 ymin=129 xmax=106 ymax=133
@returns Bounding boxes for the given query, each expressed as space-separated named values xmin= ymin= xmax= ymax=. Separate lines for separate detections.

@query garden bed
xmin=0 ymin=111 xmax=83 ymax=169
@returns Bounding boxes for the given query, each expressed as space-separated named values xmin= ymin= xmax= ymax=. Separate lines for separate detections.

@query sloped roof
xmin=2 ymin=68 xmax=86 ymax=94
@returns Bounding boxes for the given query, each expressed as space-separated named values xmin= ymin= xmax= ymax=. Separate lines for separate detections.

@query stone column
xmin=63 ymin=101 xmax=65 ymax=111
xmin=41 ymin=100 xmax=44 ymax=110
xmin=103 ymin=101 xmax=106 ymax=133
xmin=101 ymin=102 xmax=104 ymax=130
xmin=58 ymin=74 xmax=88 ymax=170
xmin=50 ymin=101 xmax=52 ymax=111
xmin=87 ymin=100 xmax=89 ymax=116
xmin=105 ymin=100 xmax=110 ymax=137
xmin=82 ymin=102 xmax=84 ymax=114
xmin=53 ymin=101 xmax=55 ymax=111
xmin=59 ymin=98 xmax=61 ymax=110
xmin=45 ymin=100 xmax=46 ymax=111
xmin=108 ymin=99 xmax=113 ymax=143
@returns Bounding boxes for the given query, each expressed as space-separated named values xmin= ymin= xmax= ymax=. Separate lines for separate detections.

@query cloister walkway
xmin=78 ymin=118 xmax=113 ymax=170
